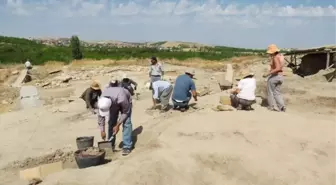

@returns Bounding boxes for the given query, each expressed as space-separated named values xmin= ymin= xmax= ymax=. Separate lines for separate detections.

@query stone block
xmin=19 ymin=166 xmax=41 ymax=181
xmin=219 ymin=96 xmax=231 ymax=105
xmin=40 ymin=161 xmax=63 ymax=179
xmin=19 ymin=162 xmax=63 ymax=181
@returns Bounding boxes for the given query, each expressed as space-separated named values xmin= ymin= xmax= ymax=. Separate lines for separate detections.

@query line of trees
xmin=0 ymin=35 xmax=265 ymax=65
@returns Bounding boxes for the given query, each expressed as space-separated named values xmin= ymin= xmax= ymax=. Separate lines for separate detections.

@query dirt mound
xmin=3 ymin=149 xmax=74 ymax=171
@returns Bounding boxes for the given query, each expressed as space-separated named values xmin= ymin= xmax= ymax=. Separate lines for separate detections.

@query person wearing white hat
xmin=97 ymin=83 xmax=133 ymax=156
xmin=171 ymin=69 xmax=197 ymax=112
xmin=24 ymin=59 xmax=32 ymax=70
xmin=230 ymin=70 xmax=256 ymax=110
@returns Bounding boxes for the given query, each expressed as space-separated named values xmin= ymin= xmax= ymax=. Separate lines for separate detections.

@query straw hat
xmin=236 ymin=69 xmax=255 ymax=80
xmin=266 ymin=44 xmax=280 ymax=54
xmin=90 ymin=81 xmax=101 ymax=90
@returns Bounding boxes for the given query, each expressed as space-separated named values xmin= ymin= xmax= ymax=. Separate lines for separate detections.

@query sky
xmin=0 ymin=0 xmax=335 ymax=48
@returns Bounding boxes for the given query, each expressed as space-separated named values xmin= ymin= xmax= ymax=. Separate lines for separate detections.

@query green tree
xmin=70 ymin=35 xmax=83 ymax=60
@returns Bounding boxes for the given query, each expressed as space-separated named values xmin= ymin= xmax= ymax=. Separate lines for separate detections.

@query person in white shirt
xmin=150 ymin=80 xmax=173 ymax=112
xmin=230 ymin=71 xmax=256 ymax=110
xmin=24 ymin=60 xmax=32 ymax=70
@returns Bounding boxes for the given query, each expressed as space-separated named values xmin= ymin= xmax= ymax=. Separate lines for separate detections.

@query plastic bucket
xmin=74 ymin=147 xmax=106 ymax=169
xmin=76 ymin=136 xmax=94 ymax=150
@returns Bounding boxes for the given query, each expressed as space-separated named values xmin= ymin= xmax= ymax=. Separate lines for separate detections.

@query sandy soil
xmin=0 ymin=59 xmax=335 ymax=185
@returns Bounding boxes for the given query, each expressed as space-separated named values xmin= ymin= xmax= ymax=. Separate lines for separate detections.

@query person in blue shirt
xmin=172 ymin=69 xmax=198 ymax=112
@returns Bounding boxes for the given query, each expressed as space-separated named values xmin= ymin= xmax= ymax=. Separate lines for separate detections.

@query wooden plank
xmin=326 ymin=52 xmax=330 ymax=69
xmin=284 ymin=50 xmax=336 ymax=56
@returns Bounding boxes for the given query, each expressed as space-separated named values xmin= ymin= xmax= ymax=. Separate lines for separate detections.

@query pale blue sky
xmin=0 ymin=0 xmax=335 ymax=48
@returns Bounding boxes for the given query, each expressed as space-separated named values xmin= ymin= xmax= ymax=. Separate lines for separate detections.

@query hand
xmin=194 ymin=97 xmax=198 ymax=101
xmin=134 ymin=86 xmax=137 ymax=91
xmin=112 ymin=125 xmax=120 ymax=135
xmin=90 ymin=108 xmax=96 ymax=114
xmin=148 ymin=105 xmax=156 ymax=110
xmin=101 ymin=131 xmax=106 ymax=141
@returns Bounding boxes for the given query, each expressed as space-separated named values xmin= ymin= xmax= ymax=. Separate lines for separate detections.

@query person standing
xmin=97 ymin=78 xmax=133 ymax=156
xmin=263 ymin=44 xmax=286 ymax=112
xmin=150 ymin=80 xmax=173 ymax=112
xmin=149 ymin=56 xmax=164 ymax=89
xmin=172 ymin=69 xmax=198 ymax=112
xmin=80 ymin=81 xmax=102 ymax=114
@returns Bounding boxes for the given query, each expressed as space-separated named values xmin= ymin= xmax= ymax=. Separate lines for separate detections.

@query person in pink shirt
xmin=263 ymin=44 xmax=286 ymax=112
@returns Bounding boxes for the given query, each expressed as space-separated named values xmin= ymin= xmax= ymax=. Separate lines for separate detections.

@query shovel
xmin=98 ymin=139 xmax=114 ymax=159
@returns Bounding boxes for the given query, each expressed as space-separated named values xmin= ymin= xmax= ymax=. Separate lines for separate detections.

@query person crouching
xmin=149 ymin=79 xmax=173 ymax=112
xmin=80 ymin=81 xmax=102 ymax=114
xmin=230 ymin=71 xmax=256 ymax=110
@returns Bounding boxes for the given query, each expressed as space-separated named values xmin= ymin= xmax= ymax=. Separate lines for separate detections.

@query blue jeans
xmin=172 ymin=92 xmax=191 ymax=108
xmin=108 ymin=106 xmax=133 ymax=149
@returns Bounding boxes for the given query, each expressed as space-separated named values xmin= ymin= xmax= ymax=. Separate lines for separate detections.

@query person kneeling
xmin=230 ymin=71 xmax=256 ymax=110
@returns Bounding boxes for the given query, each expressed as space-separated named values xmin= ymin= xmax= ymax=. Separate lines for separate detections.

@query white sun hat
xmin=97 ymin=97 xmax=112 ymax=117
xmin=122 ymin=73 xmax=128 ymax=79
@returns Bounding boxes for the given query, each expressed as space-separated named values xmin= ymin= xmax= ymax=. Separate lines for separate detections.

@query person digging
xmin=97 ymin=77 xmax=133 ymax=156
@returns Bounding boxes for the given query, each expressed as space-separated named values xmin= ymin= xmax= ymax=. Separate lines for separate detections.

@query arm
xmin=149 ymin=66 xmax=152 ymax=77
xmin=84 ymin=89 xmax=93 ymax=109
xmin=117 ymin=91 xmax=131 ymax=126
xmin=231 ymin=81 xmax=243 ymax=94
xmin=160 ymin=64 xmax=164 ymax=76
xmin=129 ymin=79 xmax=138 ymax=88
xmin=190 ymin=80 xmax=197 ymax=101
xmin=152 ymin=83 xmax=159 ymax=100
xmin=98 ymin=114 xmax=105 ymax=132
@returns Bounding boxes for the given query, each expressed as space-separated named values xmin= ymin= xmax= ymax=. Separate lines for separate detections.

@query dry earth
xmin=0 ymin=58 xmax=335 ymax=185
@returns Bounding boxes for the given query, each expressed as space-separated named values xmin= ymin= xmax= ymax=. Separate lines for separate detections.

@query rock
xmin=197 ymin=87 xmax=211 ymax=97
xmin=55 ymin=75 xmax=72 ymax=83
xmin=145 ymin=82 xmax=151 ymax=89
xmin=20 ymin=86 xmax=42 ymax=109
xmin=29 ymin=178 xmax=42 ymax=185
xmin=212 ymin=104 xmax=236 ymax=111
xmin=219 ymin=95 xmax=231 ymax=105
xmin=22 ymin=74 xmax=32 ymax=83
xmin=256 ymin=97 xmax=263 ymax=105
xmin=224 ymin=64 xmax=234 ymax=85
xmin=41 ymin=82 xmax=51 ymax=87
xmin=1 ymin=100 xmax=9 ymax=104
xmin=49 ymin=69 xmax=62 ymax=74
xmin=11 ymin=70 xmax=19 ymax=75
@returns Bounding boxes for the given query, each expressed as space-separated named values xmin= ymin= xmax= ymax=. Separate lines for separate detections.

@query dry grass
xmin=65 ymin=56 xmax=264 ymax=71
xmin=44 ymin=61 xmax=67 ymax=68
xmin=51 ymin=58 xmax=227 ymax=71
xmin=0 ymin=69 xmax=11 ymax=83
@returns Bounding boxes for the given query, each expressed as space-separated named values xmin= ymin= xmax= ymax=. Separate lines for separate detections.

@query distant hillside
xmin=29 ymin=37 xmax=210 ymax=50
xmin=0 ymin=35 xmax=265 ymax=65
